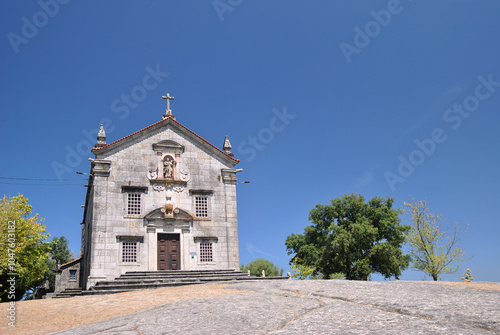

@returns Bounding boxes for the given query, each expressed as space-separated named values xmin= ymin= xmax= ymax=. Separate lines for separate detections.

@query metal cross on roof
xmin=162 ymin=93 xmax=175 ymax=117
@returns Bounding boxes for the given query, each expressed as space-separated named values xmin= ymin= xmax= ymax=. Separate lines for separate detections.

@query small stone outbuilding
xmin=53 ymin=258 xmax=82 ymax=293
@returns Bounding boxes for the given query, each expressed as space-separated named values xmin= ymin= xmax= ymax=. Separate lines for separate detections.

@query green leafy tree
xmin=285 ymin=194 xmax=410 ymax=281
xmin=240 ymin=258 xmax=284 ymax=277
xmin=39 ymin=236 xmax=74 ymax=295
xmin=404 ymin=200 xmax=467 ymax=281
xmin=0 ymin=194 xmax=50 ymax=301
xmin=24 ymin=236 xmax=74 ymax=300
xmin=48 ymin=236 xmax=73 ymax=267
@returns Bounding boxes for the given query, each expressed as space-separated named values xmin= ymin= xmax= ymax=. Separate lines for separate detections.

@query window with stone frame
xmin=195 ymin=237 xmax=217 ymax=264
xmin=190 ymin=190 xmax=213 ymax=219
xmin=127 ymin=193 xmax=141 ymax=215
xmin=199 ymin=242 xmax=213 ymax=262
xmin=195 ymin=196 xmax=208 ymax=218
xmin=122 ymin=186 xmax=148 ymax=217
xmin=69 ymin=270 xmax=77 ymax=281
xmin=122 ymin=242 xmax=138 ymax=262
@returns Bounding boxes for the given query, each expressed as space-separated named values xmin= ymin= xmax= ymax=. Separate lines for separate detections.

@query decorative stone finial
xmin=223 ymin=135 xmax=233 ymax=156
xmin=95 ymin=124 xmax=106 ymax=148
xmin=162 ymin=93 xmax=175 ymax=120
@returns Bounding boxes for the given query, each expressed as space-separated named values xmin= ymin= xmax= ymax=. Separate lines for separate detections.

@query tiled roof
xmin=91 ymin=116 xmax=239 ymax=162
xmin=91 ymin=119 xmax=164 ymax=152
xmin=59 ymin=257 xmax=82 ymax=269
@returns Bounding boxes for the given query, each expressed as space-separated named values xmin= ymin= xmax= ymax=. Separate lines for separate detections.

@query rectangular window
xmin=195 ymin=196 xmax=208 ymax=218
xmin=199 ymin=242 xmax=213 ymax=262
xmin=127 ymin=193 xmax=141 ymax=215
xmin=69 ymin=270 xmax=77 ymax=280
xmin=122 ymin=242 xmax=137 ymax=262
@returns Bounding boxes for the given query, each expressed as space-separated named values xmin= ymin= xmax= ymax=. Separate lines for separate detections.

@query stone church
xmin=57 ymin=95 xmax=242 ymax=291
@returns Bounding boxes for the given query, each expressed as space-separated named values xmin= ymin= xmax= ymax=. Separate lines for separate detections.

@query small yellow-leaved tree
xmin=0 ymin=194 xmax=50 ymax=300
xmin=404 ymin=200 xmax=467 ymax=281
xmin=290 ymin=258 xmax=322 ymax=280
xmin=461 ymin=268 xmax=474 ymax=282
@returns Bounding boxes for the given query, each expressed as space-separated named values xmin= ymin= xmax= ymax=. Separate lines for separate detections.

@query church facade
xmin=69 ymin=97 xmax=242 ymax=290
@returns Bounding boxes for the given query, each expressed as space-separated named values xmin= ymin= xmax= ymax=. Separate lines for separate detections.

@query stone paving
xmin=51 ymin=280 xmax=500 ymax=334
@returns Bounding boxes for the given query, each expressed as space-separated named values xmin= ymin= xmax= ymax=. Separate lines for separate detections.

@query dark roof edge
xmin=91 ymin=117 xmax=239 ymax=164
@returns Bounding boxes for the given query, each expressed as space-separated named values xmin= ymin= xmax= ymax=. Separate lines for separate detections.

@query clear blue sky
xmin=1 ymin=1 xmax=499 ymax=282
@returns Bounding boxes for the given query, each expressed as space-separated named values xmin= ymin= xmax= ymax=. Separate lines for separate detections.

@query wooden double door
xmin=157 ymin=234 xmax=180 ymax=270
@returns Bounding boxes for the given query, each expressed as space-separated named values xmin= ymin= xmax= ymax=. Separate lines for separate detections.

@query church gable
xmin=88 ymin=118 xmax=239 ymax=197
xmin=91 ymin=117 xmax=238 ymax=168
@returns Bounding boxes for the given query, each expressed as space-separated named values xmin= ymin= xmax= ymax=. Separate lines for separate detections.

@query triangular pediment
xmin=91 ymin=117 xmax=238 ymax=166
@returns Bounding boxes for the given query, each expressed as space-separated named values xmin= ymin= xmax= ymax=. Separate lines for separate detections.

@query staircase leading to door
xmin=53 ymin=269 xmax=288 ymax=298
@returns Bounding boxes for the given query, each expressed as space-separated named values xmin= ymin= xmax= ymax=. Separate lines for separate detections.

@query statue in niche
xmin=163 ymin=156 xmax=174 ymax=179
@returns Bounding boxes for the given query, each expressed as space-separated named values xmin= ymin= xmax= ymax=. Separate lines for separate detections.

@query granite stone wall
xmin=79 ymin=120 xmax=241 ymax=289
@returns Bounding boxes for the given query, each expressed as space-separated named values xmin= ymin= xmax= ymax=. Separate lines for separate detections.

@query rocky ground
xmin=1 ymin=281 xmax=499 ymax=334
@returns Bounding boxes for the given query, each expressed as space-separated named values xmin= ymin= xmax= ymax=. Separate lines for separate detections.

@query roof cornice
xmin=91 ymin=117 xmax=239 ymax=165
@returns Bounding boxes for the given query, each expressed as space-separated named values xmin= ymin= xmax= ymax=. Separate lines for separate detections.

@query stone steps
xmin=89 ymin=270 xmax=257 ymax=293
xmin=53 ymin=269 xmax=289 ymax=298
xmin=123 ymin=269 xmax=242 ymax=275
xmin=85 ymin=280 xmax=204 ymax=295
xmin=54 ymin=288 xmax=83 ymax=298
xmin=114 ymin=272 xmax=251 ymax=282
